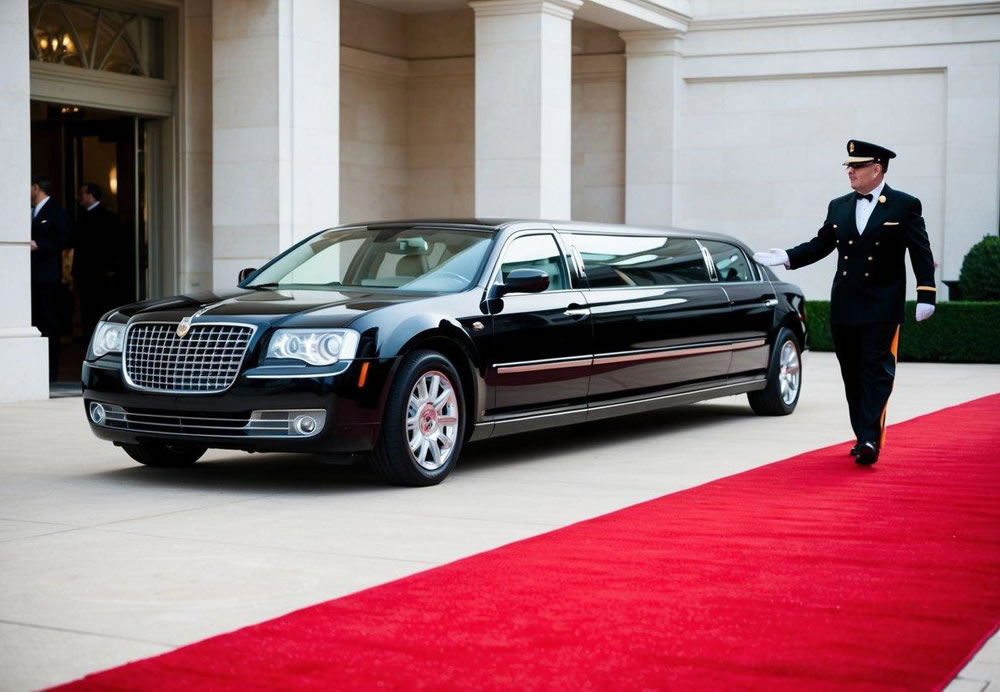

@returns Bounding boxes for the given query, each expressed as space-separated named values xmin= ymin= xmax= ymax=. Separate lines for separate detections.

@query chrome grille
xmin=124 ymin=323 xmax=254 ymax=393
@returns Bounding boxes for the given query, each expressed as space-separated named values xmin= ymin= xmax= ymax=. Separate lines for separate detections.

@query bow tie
xmin=855 ymin=192 xmax=874 ymax=202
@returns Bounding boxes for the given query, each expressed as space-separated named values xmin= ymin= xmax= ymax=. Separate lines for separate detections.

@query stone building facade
xmin=1 ymin=0 xmax=998 ymax=401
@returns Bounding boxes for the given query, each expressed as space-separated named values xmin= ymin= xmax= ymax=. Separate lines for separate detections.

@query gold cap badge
xmin=849 ymin=141 xmax=855 ymax=153
xmin=878 ymin=195 xmax=886 ymax=204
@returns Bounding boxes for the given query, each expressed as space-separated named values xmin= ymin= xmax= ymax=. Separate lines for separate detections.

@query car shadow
xmin=460 ymin=401 xmax=754 ymax=472
xmin=92 ymin=400 xmax=756 ymax=493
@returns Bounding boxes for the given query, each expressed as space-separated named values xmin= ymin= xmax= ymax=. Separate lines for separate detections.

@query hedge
xmin=803 ymin=300 xmax=1000 ymax=363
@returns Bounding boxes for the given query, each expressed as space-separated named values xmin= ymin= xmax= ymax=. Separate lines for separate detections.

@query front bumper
xmin=82 ymin=356 xmax=396 ymax=453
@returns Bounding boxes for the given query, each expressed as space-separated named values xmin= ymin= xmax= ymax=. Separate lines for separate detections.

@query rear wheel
xmin=121 ymin=442 xmax=207 ymax=467
xmin=748 ymin=327 xmax=801 ymax=416
xmin=371 ymin=350 xmax=465 ymax=486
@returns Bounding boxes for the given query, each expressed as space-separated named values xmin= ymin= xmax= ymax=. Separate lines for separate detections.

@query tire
xmin=371 ymin=350 xmax=466 ymax=487
xmin=121 ymin=442 xmax=207 ymax=467
xmin=748 ymin=327 xmax=802 ymax=416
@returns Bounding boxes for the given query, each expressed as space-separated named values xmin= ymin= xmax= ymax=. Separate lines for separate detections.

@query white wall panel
xmin=676 ymin=70 xmax=946 ymax=303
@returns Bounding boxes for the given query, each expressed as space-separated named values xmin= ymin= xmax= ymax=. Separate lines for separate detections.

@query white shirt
xmin=32 ymin=196 xmax=49 ymax=218
xmin=855 ymin=180 xmax=886 ymax=234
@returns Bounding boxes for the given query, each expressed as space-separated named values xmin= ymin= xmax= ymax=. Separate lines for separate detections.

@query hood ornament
xmin=177 ymin=317 xmax=193 ymax=338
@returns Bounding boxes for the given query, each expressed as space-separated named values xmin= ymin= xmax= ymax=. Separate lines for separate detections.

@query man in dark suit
xmin=30 ymin=175 xmax=72 ymax=381
xmin=74 ymin=182 xmax=125 ymax=339
xmin=753 ymin=140 xmax=937 ymax=466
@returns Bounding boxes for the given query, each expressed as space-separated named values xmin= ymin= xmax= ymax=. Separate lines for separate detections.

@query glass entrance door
xmin=30 ymin=102 xmax=150 ymax=383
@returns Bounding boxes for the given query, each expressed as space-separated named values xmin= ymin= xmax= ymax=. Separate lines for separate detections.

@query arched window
xmin=29 ymin=1 xmax=163 ymax=78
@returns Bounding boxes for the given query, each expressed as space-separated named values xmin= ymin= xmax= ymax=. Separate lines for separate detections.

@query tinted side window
xmin=701 ymin=240 xmax=755 ymax=282
xmin=499 ymin=234 xmax=568 ymax=291
xmin=567 ymin=234 xmax=710 ymax=287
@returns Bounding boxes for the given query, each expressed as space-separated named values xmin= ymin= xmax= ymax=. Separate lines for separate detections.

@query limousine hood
xmin=112 ymin=288 xmax=429 ymax=328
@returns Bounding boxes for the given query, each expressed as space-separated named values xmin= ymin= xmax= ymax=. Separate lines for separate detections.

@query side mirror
xmin=238 ymin=267 xmax=257 ymax=283
xmin=496 ymin=268 xmax=549 ymax=296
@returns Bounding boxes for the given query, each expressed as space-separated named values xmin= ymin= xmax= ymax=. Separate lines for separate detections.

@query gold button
xmin=843 ymin=255 xmax=848 ymax=260
xmin=849 ymin=240 xmax=854 ymax=245
xmin=868 ymin=256 xmax=873 ymax=261
xmin=875 ymin=241 xmax=880 ymax=246
xmin=865 ymin=272 xmax=870 ymax=277
xmin=843 ymin=271 xmax=847 ymax=276
xmin=833 ymin=224 xmax=838 ymax=229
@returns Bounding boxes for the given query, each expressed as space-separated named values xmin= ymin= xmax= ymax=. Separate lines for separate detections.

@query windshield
xmin=245 ymin=227 xmax=494 ymax=292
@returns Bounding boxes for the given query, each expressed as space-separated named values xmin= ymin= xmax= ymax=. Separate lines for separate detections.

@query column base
xmin=0 ymin=329 xmax=50 ymax=402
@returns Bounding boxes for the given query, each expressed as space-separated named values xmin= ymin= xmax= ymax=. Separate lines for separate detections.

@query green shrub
xmin=803 ymin=300 xmax=1000 ymax=363
xmin=959 ymin=236 xmax=1000 ymax=300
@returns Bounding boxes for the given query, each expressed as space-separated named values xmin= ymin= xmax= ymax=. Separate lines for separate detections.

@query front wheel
xmin=747 ymin=327 xmax=801 ymax=416
xmin=370 ymin=350 xmax=466 ymax=486
xmin=121 ymin=442 xmax=207 ymax=467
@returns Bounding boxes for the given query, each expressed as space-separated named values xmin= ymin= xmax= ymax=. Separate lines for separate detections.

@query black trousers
xmin=31 ymin=282 xmax=62 ymax=381
xmin=830 ymin=322 xmax=901 ymax=448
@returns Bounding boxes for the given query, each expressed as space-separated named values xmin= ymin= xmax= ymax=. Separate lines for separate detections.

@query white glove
xmin=752 ymin=248 xmax=790 ymax=268
xmin=915 ymin=303 xmax=935 ymax=322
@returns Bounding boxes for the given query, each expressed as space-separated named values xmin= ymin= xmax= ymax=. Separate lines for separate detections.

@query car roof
xmin=335 ymin=219 xmax=749 ymax=248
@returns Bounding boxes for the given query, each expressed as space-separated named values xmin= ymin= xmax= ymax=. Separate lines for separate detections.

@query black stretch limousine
xmin=84 ymin=220 xmax=806 ymax=486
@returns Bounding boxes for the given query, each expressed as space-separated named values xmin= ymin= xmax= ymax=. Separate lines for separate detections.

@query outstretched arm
xmin=755 ymin=202 xmax=837 ymax=270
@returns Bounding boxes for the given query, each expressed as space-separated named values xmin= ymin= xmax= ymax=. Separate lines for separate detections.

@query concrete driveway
xmin=1 ymin=353 xmax=998 ymax=690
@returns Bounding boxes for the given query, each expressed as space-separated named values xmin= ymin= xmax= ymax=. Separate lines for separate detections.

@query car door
xmin=564 ymin=232 xmax=732 ymax=405
xmin=699 ymin=239 xmax=775 ymax=382
xmin=485 ymin=232 xmax=593 ymax=417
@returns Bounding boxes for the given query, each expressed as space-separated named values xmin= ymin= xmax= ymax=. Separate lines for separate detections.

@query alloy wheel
xmin=405 ymin=370 xmax=460 ymax=471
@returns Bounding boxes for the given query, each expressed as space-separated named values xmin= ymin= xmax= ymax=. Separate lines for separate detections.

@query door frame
xmin=28 ymin=0 xmax=183 ymax=300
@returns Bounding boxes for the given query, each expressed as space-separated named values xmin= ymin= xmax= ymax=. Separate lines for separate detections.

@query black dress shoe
xmin=849 ymin=443 xmax=860 ymax=457
xmin=856 ymin=442 xmax=879 ymax=465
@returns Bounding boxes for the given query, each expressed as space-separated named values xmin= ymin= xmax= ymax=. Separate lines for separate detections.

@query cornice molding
xmin=341 ymin=46 xmax=409 ymax=83
xmin=625 ymin=0 xmax=691 ymax=28
xmin=341 ymin=48 xmax=477 ymax=87
xmin=469 ymin=0 xmax=584 ymax=21
xmin=621 ymin=29 xmax=686 ymax=57
xmin=684 ymin=66 xmax=945 ymax=84
xmin=688 ymin=2 xmax=1000 ymax=32
xmin=572 ymin=53 xmax=626 ymax=82
xmin=409 ymin=57 xmax=475 ymax=87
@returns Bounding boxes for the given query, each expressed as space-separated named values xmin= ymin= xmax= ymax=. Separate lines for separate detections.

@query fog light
xmin=90 ymin=402 xmax=106 ymax=425
xmin=293 ymin=415 xmax=317 ymax=435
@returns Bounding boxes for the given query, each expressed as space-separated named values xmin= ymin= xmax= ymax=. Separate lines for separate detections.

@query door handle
xmin=564 ymin=303 xmax=590 ymax=317
xmin=762 ymin=298 xmax=778 ymax=307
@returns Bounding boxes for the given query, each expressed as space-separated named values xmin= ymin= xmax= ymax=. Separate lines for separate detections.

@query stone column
xmin=621 ymin=30 xmax=684 ymax=226
xmin=0 ymin=2 xmax=48 ymax=401
xmin=212 ymin=0 xmax=339 ymax=289
xmin=470 ymin=0 xmax=582 ymax=219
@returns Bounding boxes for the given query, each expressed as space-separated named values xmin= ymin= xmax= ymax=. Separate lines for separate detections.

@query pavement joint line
xmin=0 ymin=618 xmax=175 ymax=649
xmin=88 ymin=525 xmax=444 ymax=566
xmin=0 ymin=516 xmax=75 ymax=527
xmin=88 ymin=493 xmax=291 ymax=530
xmin=0 ymin=526 xmax=91 ymax=545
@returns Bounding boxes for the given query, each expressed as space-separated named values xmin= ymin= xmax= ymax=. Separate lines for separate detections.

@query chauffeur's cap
xmin=844 ymin=139 xmax=897 ymax=165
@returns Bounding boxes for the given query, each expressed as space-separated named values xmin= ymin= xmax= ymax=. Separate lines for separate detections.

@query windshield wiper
xmin=248 ymin=282 xmax=283 ymax=290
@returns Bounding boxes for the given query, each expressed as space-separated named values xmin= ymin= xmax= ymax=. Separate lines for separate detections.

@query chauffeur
xmin=754 ymin=140 xmax=937 ymax=466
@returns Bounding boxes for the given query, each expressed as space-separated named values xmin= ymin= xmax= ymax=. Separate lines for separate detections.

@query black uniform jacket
xmin=786 ymin=184 xmax=936 ymax=326
xmin=31 ymin=199 xmax=72 ymax=285
xmin=73 ymin=202 xmax=125 ymax=289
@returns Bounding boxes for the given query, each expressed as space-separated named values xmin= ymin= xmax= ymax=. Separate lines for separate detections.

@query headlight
xmin=92 ymin=321 xmax=125 ymax=357
xmin=266 ymin=329 xmax=360 ymax=366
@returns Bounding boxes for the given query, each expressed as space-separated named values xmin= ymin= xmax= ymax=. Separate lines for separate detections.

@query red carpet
xmin=57 ymin=395 xmax=1000 ymax=691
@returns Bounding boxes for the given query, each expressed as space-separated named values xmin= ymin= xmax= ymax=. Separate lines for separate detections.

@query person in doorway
xmin=73 ymin=182 xmax=125 ymax=339
xmin=30 ymin=175 xmax=72 ymax=381
xmin=752 ymin=140 xmax=937 ymax=466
